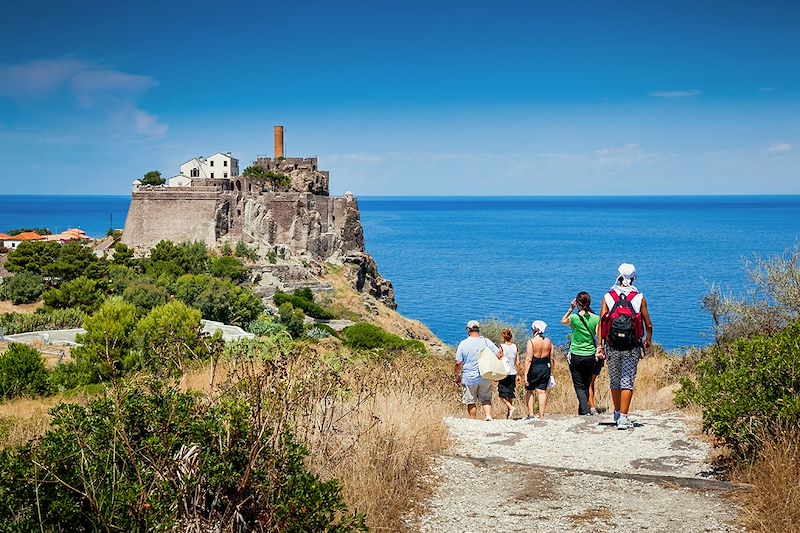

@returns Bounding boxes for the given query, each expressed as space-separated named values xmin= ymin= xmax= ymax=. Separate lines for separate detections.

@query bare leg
xmin=610 ymin=389 xmax=622 ymax=413
xmin=467 ymin=403 xmax=477 ymax=419
xmin=620 ymin=389 xmax=634 ymax=415
xmin=500 ymin=397 xmax=514 ymax=416
xmin=526 ymin=390 xmax=535 ymax=417
xmin=537 ymin=390 xmax=548 ymax=419
xmin=588 ymin=374 xmax=598 ymax=410
xmin=482 ymin=403 xmax=493 ymax=420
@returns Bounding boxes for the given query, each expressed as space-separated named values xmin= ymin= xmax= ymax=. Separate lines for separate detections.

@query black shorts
xmin=497 ymin=374 xmax=517 ymax=399
xmin=593 ymin=357 xmax=605 ymax=376
xmin=526 ymin=362 xmax=551 ymax=391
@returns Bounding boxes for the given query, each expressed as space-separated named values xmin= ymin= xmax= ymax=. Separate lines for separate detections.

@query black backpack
xmin=601 ymin=291 xmax=643 ymax=351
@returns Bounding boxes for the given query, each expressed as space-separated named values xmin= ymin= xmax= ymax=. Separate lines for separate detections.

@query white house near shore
xmin=167 ymin=152 xmax=239 ymax=187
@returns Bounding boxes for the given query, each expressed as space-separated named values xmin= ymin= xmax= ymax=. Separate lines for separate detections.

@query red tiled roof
xmin=0 ymin=233 xmax=11 ymax=240
xmin=10 ymin=232 xmax=45 ymax=241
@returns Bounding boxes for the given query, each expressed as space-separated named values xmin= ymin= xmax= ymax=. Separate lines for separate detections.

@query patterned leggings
xmin=606 ymin=346 xmax=642 ymax=390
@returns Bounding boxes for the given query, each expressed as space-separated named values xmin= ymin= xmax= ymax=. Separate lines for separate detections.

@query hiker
xmin=561 ymin=291 xmax=602 ymax=415
xmin=523 ymin=320 xmax=553 ymax=420
xmin=497 ymin=328 xmax=520 ymax=419
xmin=597 ymin=263 xmax=653 ymax=430
xmin=454 ymin=320 xmax=502 ymax=421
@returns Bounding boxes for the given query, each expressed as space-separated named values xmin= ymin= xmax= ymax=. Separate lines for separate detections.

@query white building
xmin=178 ymin=152 xmax=239 ymax=182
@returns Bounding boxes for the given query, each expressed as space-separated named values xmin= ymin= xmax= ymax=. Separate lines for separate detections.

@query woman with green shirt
xmin=561 ymin=291 xmax=602 ymax=415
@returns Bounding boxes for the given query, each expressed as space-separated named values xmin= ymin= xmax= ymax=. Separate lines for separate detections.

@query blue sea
xmin=2 ymin=195 xmax=799 ymax=350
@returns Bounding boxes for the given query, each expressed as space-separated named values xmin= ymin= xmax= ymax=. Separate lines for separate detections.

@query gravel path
xmin=413 ymin=412 xmax=742 ymax=532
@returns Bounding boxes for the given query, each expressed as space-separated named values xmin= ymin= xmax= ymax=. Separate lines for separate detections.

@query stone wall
xmin=122 ymin=188 xmax=234 ymax=252
xmin=240 ymin=192 xmax=363 ymax=259
xmin=254 ymin=157 xmax=329 ymax=195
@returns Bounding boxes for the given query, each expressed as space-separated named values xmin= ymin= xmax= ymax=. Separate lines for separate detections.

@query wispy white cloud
xmin=649 ymin=89 xmax=701 ymax=98
xmin=538 ymin=143 xmax=665 ymax=172
xmin=0 ymin=59 xmax=87 ymax=97
xmin=0 ymin=58 xmax=165 ymax=141
xmin=133 ymin=110 xmax=169 ymax=140
xmin=767 ymin=143 xmax=792 ymax=153
xmin=71 ymin=69 xmax=158 ymax=106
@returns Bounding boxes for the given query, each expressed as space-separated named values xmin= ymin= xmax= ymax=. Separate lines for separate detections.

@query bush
xmin=210 ymin=255 xmax=249 ymax=282
xmin=278 ymin=303 xmax=306 ymax=339
xmin=678 ymin=321 xmax=800 ymax=457
xmin=122 ymin=281 xmax=169 ymax=314
xmin=0 ymin=272 xmax=43 ymax=304
xmin=235 ymin=241 xmax=259 ymax=261
xmin=273 ymin=291 xmax=335 ymax=320
xmin=306 ymin=324 xmax=338 ymax=341
xmin=132 ymin=301 xmax=204 ymax=377
xmin=111 ymin=242 xmax=134 ymax=266
xmin=340 ymin=323 xmax=426 ymax=354
xmin=703 ymin=245 xmax=800 ymax=344
xmin=0 ymin=343 xmax=49 ymax=399
xmin=71 ymin=298 xmax=138 ymax=383
xmin=0 ymin=382 xmax=366 ymax=531
xmin=190 ymin=278 xmax=263 ymax=326
xmin=43 ymin=276 xmax=106 ymax=314
xmin=246 ymin=318 xmax=287 ymax=337
xmin=0 ymin=308 xmax=86 ymax=336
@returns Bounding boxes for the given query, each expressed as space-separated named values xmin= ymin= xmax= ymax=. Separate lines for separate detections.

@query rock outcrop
xmin=122 ymin=154 xmax=395 ymax=308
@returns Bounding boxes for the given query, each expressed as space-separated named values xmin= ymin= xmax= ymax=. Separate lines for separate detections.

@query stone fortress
xmin=122 ymin=126 xmax=395 ymax=307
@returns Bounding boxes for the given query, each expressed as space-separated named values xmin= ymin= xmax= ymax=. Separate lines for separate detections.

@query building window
xmin=210 ymin=160 xmax=214 ymax=167
xmin=224 ymin=160 xmax=228 ymax=167
xmin=224 ymin=173 xmax=228 ymax=178
xmin=211 ymin=172 xmax=214 ymax=179
xmin=190 ymin=168 xmax=199 ymax=177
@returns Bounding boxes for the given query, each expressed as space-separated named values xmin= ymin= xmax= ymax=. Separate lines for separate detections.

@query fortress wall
xmin=241 ymin=192 xmax=364 ymax=259
xmin=122 ymin=190 xmax=229 ymax=253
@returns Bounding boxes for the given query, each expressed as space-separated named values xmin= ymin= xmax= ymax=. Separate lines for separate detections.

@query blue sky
xmin=0 ymin=0 xmax=797 ymax=195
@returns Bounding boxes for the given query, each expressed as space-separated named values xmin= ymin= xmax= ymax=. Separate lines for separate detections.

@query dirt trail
xmin=413 ymin=412 xmax=742 ymax=532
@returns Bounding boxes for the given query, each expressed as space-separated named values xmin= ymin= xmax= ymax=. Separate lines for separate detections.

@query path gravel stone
xmin=413 ymin=412 xmax=742 ymax=533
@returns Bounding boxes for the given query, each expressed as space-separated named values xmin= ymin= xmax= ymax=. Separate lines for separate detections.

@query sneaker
xmin=617 ymin=415 xmax=629 ymax=430
xmin=613 ymin=411 xmax=621 ymax=423
xmin=590 ymin=408 xmax=599 ymax=415
xmin=507 ymin=407 xmax=516 ymax=419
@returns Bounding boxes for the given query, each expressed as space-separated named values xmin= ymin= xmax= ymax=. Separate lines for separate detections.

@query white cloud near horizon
xmin=767 ymin=143 xmax=792 ymax=153
xmin=649 ymin=89 xmax=701 ymax=98
xmin=0 ymin=58 xmax=165 ymax=141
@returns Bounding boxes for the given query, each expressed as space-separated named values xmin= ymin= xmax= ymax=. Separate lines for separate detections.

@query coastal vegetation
xmin=139 ymin=169 xmax=165 ymax=186
xmin=243 ymin=164 xmax=292 ymax=188
xmin=0 ymin=237 xmax=450 ymax=531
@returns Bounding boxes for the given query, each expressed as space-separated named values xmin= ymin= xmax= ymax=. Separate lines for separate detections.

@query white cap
xmin=617 ymin=263 xmax=637 ymax=287
xmin=618 ymin=263 xmax=636 ymax=278
xmin=466 ymin=320 xmax=480 ymax=330
xmin=531 ymin=320 xmax=547 ymax=333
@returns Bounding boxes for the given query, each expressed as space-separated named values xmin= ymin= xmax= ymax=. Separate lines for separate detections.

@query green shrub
xmin=71 ymin=298 xmax=138 ymax=383
xmin=111 ymin=242 xmax=134 ymax=266
xmin=43 ymin=276 xmax=106 ymax=314
xmin=273 ymin=291 xmax=335 ymax=320
xmin=132 ymin=301 xmax=204 ymax=377
xmin=278 ymin=302 xmax=306 ymax=339
xmin=305 ymin=324 xmax=338 ymax=341
xmin=0 ymin=272 xmax=44 ymax=304
xmin=0 ymin=382 xmax=366 ymax=531
xmin=0 ymin=343 xmax=49 ymax=399
xmin=210 ymin=255 xmax=249 ymax=282
xmin=235 ymin=241 xmax=259 ymax=261
xmin=122 ymin=281 xmax=169 ymax=314
xmin=0 ymin=308 xmax=86 ymax=336
xmin=340 ymin=323 xmax=426 ymax=354
xmin=246 ymin=318 xmax=287 ymax=337
xmin=6 ymin=241 xmax=104 ymax=285
xmin=192 ymin=278 xmax=263 ymax=326
xmin=678 ymin=321 xmax=800 ymax=457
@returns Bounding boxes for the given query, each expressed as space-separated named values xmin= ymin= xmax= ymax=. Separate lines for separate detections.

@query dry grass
xmin=732 ymin=427 xmax=800 ymax=533
xmin=0 ymin=392 xmax=95 ymax=449
xmin=495 ymin=350 xmax=680 ymax=417
xmin=180 ymin=346 xmax=454 ymax=532
xmin=0 ymin=299 xmax=43 ymax=314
